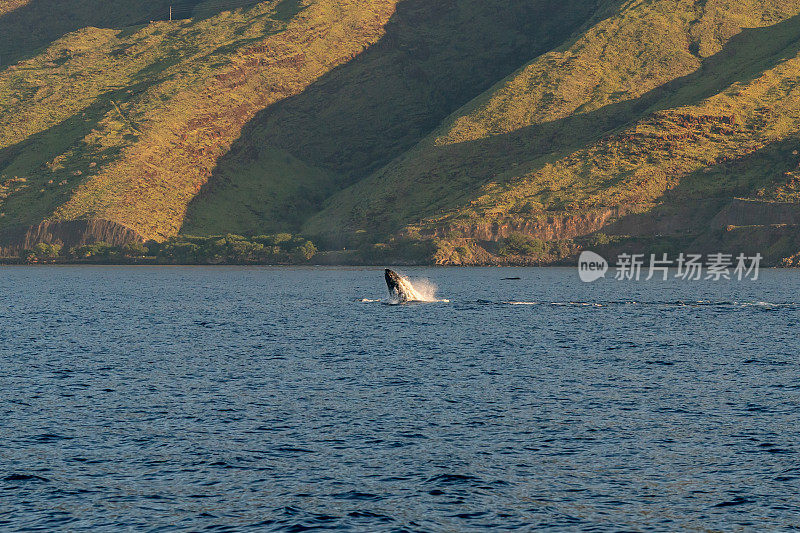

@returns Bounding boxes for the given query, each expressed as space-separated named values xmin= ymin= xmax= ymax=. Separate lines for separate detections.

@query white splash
xmin=390 ymin=273 xmax=448 ymax=303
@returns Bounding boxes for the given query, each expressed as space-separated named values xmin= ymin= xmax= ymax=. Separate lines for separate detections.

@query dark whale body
xmin=385 ymin=269 xmax=416 ymax=302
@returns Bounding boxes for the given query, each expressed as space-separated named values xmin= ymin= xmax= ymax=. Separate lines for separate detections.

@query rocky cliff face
xmin=419 ymin=198 xmax=800 ymax=266
xmin=421 ymin=209 xmax=622 ymax=242
xmin=0 ymin=219 xmax=142 ymax=254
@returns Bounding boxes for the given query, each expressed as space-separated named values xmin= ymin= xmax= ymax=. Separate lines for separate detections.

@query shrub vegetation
xmin=19 ymin=233 xmax=317 ymax=264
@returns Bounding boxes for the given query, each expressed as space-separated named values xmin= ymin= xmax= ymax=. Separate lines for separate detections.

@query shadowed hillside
xmin=181 ymin=0 xmax=614 ymax=236
xmin=1 ymin=0 xmax=398 ymax=241
xmin=0 ymin=0 xmax=209 ymax=66
xmin=308 ymin=9 xmax=800 ymax=236
xmin=304 ymin=0 xmax=800 ymax=263
xmin=4 ymin=0 xmax=800 ymax=265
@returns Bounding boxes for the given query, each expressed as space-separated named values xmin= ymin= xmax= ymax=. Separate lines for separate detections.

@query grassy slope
xmin=0 ymin=1 xmax=30 ymax=16
xmin=0 ymin=0 xmax=398 ymax=239
xmin=5 ymin=0 xmax=800 ymax=262
xmin=180 ymin=0 xmax=610 ymax=236
xmin=305 ymin=0 xmax=800 ymax=249
xmin=0 ymin=0 xmax=197 ymax=67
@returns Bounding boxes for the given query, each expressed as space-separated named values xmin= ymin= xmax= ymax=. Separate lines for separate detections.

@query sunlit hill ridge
xmin=4 ymin=0 xmax=800 ymax=264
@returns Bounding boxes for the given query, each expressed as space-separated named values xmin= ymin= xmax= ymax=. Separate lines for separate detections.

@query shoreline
xmin=1 ymin=260 xmax=794 ymax=269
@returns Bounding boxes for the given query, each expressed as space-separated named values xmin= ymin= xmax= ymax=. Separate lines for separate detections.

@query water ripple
xmin=1 ymin=266 xmax=799 ymax=530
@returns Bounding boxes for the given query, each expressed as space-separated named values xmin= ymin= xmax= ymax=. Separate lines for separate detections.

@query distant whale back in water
xmin=385 ymin=269 xmax=423 ymax=302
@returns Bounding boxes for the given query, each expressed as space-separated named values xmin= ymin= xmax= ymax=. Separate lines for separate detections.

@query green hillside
xmin=306 ymin=0 xmax=800 ymax=263
xmin=4 ymin=0 xmax=800 ymax=264
xmin=180 ymin=0 xmax=610 ymax=236
xmin=0 ymin=0 xmax=398 ymax=242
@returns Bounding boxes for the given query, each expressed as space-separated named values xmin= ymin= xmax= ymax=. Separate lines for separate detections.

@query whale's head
xmin=385 ymin=269 xmax=405 ymax=299
xmin=385 ymin=268 xmax=400 ymax=286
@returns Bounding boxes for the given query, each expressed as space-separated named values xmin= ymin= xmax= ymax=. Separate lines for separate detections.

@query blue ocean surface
xmin=1 ymin=266 xmax=799 ymax=531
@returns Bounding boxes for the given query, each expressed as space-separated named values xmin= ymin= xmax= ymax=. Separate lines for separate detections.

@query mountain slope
xmin=180 ymin=0 xmax=611 ymax=236
xmin=0 ymin=0 xmax=397 ymax=241
xmin=305 ymin=0 xmax=800 ymax=262
xmin=4 ymin=0 xmax=800 ymax=265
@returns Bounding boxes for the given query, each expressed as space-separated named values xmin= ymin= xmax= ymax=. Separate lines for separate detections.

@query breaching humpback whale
xmin=385 ymin=269 xmax=422 ymax=302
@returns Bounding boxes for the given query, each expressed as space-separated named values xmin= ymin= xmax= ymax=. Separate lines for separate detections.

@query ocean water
xmin=1 ymin=266 xmax=799 ymax=531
